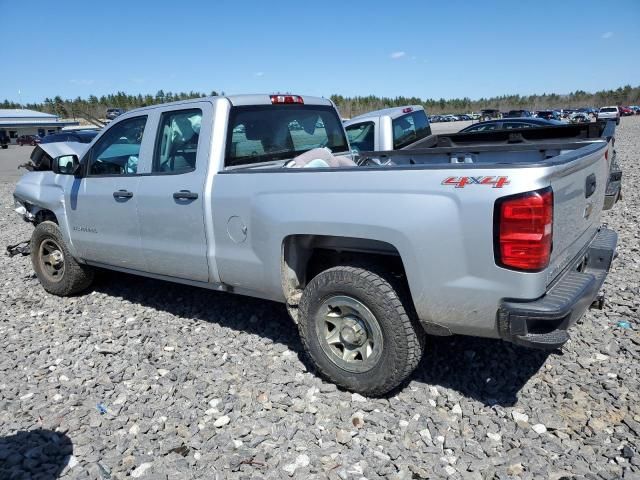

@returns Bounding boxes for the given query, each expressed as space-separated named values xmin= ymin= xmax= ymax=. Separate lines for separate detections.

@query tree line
xmin=331 ymin=84 xmax=640 ymax=117
xmin=0 ymin=90 xmax=220 ymax=120
xmin=1 ymin=85 xmax=639 ymax=119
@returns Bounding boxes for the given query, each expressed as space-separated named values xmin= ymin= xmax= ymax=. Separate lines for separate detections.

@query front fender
xmin=14 ymin=172 xmax=79 ymax=258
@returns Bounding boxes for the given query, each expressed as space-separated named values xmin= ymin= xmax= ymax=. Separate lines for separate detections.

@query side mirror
xmin=53 ymin=154 xmax=80 ymax=176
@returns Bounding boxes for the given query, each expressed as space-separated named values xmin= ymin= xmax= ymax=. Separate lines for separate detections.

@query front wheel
xmin=31 ymin=221 xmax=94 ymax=296
xmin=298 ymin=265 xmax=425 ymax=396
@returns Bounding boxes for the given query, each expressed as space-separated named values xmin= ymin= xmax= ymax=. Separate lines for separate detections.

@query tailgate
xmin=547 ymin=141 xmax=609 ymax=283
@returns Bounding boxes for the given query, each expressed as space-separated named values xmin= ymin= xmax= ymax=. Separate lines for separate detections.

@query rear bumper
xmin=497 ymin=227 xmax=617 ymax=350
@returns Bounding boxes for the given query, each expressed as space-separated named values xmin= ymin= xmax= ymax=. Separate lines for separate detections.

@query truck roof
xmin=117 ymin=94 xmax=334 ymax=117
xmin=348 ymin=105 xmax=424 ymax=122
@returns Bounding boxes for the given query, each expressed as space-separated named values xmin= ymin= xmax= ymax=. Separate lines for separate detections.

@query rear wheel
xmin=31 ymin=221 xmax=94 ymax=296
xmin=298 ymin=265 xmax=425 ymax=396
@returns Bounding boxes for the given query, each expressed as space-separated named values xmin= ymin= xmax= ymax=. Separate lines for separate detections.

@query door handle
xmin=585 ymin=174 xmax=597 ymax=198
xmin=173 ymin=190 xmax=198 ymax=200
xmin=113 ymin=189 xmax=133 ymax=199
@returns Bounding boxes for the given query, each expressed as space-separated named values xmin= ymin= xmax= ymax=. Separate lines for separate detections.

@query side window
xmin=468 ymin=124 xmax=498 ymax=132
xmin=89 ymin=116 xmax=147 ymax=176
xmin=503 ymin=122 xmax=532 ymax=129
xmin=153 ymin=109 xmax=202 ymax=173
xmin=346 ymin=122 xmax=375 ymax=151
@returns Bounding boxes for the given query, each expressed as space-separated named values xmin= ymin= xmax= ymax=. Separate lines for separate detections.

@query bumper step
xmin=498 ymin=227 xmax=617 ymax=350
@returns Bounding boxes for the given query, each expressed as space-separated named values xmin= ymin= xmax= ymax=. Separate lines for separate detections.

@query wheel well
xmin=34 ymin=209 xmax=58 ymax=225
xmin=282 ymin=235 xmax=407 ymax=306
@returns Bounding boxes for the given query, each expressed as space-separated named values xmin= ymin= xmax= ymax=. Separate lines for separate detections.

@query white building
xmin=0 ymin=109 xmax=79 ymax=143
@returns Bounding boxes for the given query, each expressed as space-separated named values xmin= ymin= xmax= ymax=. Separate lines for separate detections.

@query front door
xmin=67 ymin=115 xmax=150 ymax=271
xmin=136 ymin=105 xmax=210 ymax=282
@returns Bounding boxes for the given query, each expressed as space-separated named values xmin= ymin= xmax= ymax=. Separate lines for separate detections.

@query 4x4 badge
xmin=442 ymin=176 xmax=510 ymax=188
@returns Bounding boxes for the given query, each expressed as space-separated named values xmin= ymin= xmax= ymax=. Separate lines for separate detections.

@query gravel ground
xmin=1 ymin=117 xmax=639 ymax=480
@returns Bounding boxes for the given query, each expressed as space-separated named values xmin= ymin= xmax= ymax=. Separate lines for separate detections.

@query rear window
xmin=392 ymin=110 xmax=431 ymax=149
xmin=225 ymin=105 xmax=348 ymax=167
xmin=600 ymin=107 xmax=617 ymax=113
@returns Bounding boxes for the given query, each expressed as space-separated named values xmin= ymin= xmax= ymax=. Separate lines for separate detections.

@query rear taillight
xmin=494 ymin=187 xmax=553 ymax=271
xmin=270 ymin=95 xmax=304 ymax=104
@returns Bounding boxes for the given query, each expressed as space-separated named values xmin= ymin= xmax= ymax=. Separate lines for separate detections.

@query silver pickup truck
xmin=344 ymin=105 xmax=432 ymax=152
xmin=13 ymin=94 xmax=618 ymax=395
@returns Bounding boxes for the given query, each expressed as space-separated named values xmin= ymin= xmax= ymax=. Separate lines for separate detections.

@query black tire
xmin=31 ymin=221 xmax=94 ymax=296
xmin=298 ymin=265 xmax=425 ymax=396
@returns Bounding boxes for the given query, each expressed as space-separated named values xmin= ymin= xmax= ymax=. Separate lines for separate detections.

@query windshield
xmin=225 ymin=104 xmax=348 ymax=167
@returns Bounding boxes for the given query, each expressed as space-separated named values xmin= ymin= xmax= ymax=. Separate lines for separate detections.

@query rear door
xmin=135 ymin=102 xmax=212 ymax=282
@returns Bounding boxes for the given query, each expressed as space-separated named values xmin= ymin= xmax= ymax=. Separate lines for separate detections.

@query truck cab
xmin=343 ymin=105 xmax=431 ymax=152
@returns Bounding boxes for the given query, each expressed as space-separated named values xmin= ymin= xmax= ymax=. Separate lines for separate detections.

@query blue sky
xmin=1 ymin=0 xmax=639 ymax=104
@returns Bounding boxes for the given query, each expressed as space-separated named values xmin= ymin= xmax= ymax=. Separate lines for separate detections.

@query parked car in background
xmin=106 ymin=108 xmax=126 ymax=120
xmin=536 ymin=110 xmax=562 ymax=121
xmin=480 ymin=109 xmax=501 ymax=121
xmin=598 ymin=106 xmax=620 ymax=125
xmin=17 ymin=135 xmax=41 ymax=146
xmin=344 ymin=105 xmax=431 ymax=152
xmin=569 ymin=112 xmax=591 ymax=124
xmin=469 ymin=112 xmax=481 ymax=120
xmin=457 ymin=114 xmax=472 ymax=121
xmin=504 ymin=109 xmax=533 ymax=118
xmin=629 ymin=106 xmax=640 ymax=114
xmin=41 ymin=129 xmax=100 ymax=144
xmin=619 ymin=106 xmax=634 ymax=117
xmin=460 ymin=118 xmax=563 ymax=132
xmin=578 ymin=107 xmax=598 ymax=117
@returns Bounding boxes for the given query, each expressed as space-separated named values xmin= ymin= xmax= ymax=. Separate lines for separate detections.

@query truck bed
xmin=406 ymin=120 xmax=614 ymax=150
xmin=355 ymin=121 xmax=614 ymax=168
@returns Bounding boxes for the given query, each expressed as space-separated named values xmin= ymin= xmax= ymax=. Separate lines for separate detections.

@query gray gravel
xmin=1 ymin=117 xmax=639 ymax=479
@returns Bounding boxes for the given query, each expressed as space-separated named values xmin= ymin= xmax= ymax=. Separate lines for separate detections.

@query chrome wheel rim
xmin=315 ymin=295 xmax=383 ymax=373
xmin=39 ymin=239 xmax=65 ymax=283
